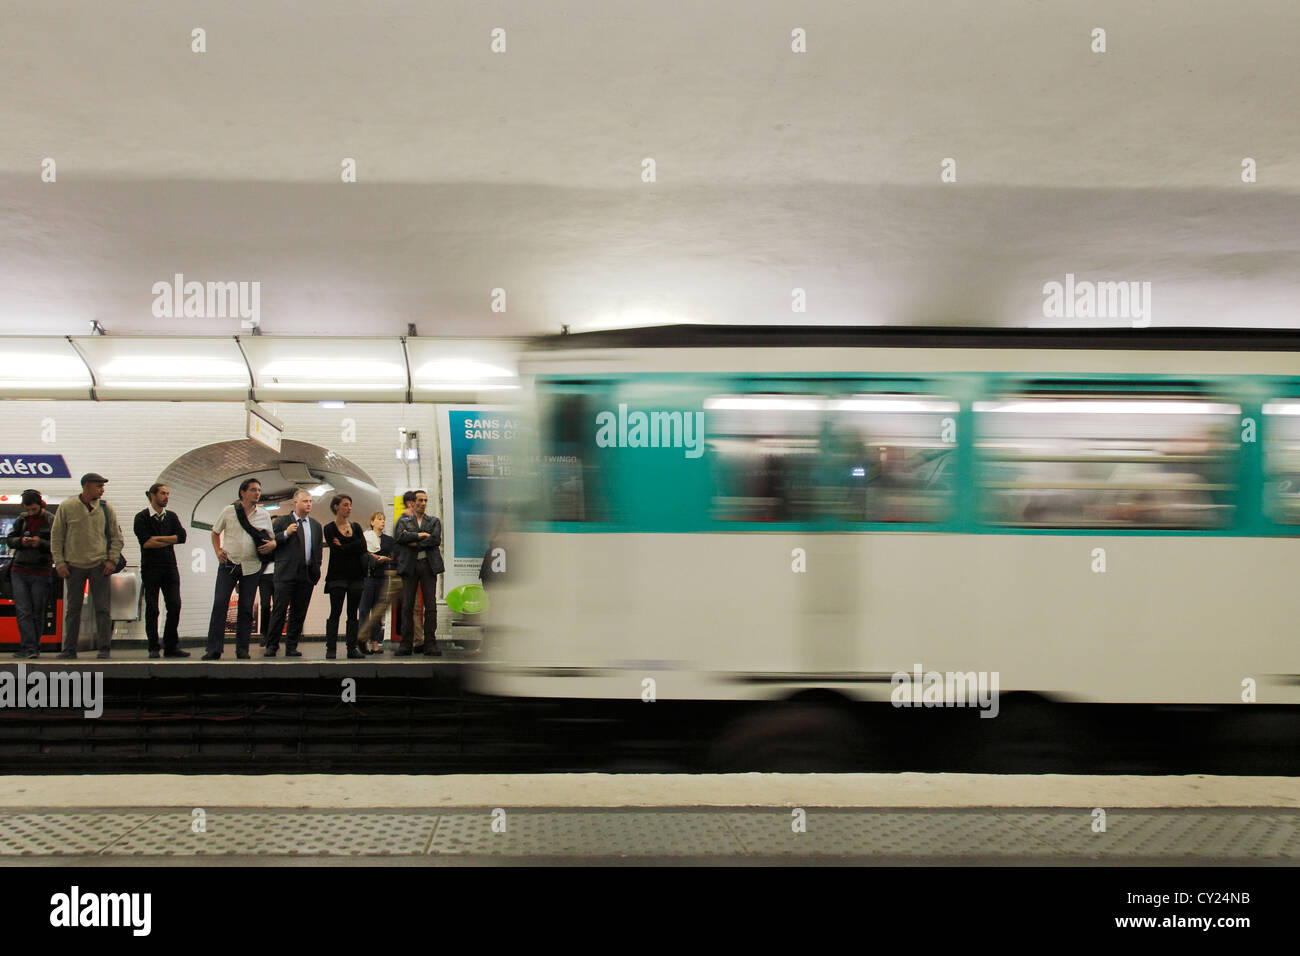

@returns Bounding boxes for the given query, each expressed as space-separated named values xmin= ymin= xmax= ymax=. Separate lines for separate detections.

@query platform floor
xmin=2 ymin=774 xmax=1297 ymax=864
xmin=3 ymin=806 xmax=1298 ymax=864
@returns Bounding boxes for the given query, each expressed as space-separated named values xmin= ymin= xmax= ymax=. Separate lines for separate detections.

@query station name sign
xmin=0 ymin=454 xmax=71 ymax=478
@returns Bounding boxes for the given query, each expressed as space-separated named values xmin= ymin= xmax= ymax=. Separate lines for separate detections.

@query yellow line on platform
xmin=0 ymin=774 xmax=1296 ymax=810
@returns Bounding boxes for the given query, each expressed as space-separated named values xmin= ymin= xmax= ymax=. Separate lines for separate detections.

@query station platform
xmin=0 ymin=638 xmax=484 ymax=677
xmin=2 ymin=774 xmax=1297 ymax=864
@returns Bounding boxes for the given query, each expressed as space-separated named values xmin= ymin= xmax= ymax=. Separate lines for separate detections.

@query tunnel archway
xmin=153 ymin=439 xmax=385 ymax=638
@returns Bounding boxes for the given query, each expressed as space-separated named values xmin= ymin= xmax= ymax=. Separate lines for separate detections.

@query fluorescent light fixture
xmin=0 ymin=352 xmax=90 ymax=385
xmin=318 ymin=401 xmax=346 ymax=408
xmin=1263 ymin=403 xmax=1300 ymax=416
xmin=307 ymin=484 xmax=334 ymax=497
xmin=413 ymin=360 xmax=514 ymax=381
xmin=98 ymin=357 xmax=248 ymax=385
xmin=974 ymin=400 xmax=1240 ymax=415
xmin=100 ymin=381 xmax=248 ymax=389
xmin=260 ymin=382 xmax=404 ymax=390
xmin=833 ymin=395 xmax=959 ymax=413
xmin=261 ymin=359 xmax=404 ymax=377
xmin=704 ymin=396 xmax=825 ymax=411
xmin=259 ymin=359 xmax=406 ymax=386
xmin=419 ymin=383 xmax=520 ymax=391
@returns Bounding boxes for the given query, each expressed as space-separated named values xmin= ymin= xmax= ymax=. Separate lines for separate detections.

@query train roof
xmin=531 ymin=325 xmax=1300 ymax=353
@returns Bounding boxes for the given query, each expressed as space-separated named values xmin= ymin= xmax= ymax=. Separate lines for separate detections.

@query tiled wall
xmin=2 ymin=401 xmax=449 ymax=639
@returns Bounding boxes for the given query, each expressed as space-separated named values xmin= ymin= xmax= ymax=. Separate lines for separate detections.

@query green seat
xmin=445 ymin=583 xmax=489 ymax=615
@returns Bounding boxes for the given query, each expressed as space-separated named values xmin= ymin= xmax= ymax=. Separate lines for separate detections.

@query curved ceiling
xmin=2 ymin=1 xmax=1298 ymax=336
xmin=155 ymin=438 xmax=379 ymax=530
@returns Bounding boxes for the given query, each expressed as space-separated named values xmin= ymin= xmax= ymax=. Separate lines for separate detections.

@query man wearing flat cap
xmin=50 ymin=472 xmax=124 ymax=659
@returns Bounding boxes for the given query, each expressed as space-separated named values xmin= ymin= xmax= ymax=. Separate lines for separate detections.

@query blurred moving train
xmin=468 ymin=327 xmax=1300 ymax=764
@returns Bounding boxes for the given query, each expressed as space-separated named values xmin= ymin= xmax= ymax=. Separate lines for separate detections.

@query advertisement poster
xmin=438 ymin=405 xmax=523 ymax=591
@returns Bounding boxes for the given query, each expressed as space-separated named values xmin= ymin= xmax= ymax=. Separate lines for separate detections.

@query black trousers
xmin=266 ymin=577 xmax=313 ymax=651
xmin=258 ymin=574 xmax=274 ymax=639
xmin=400 ymin=562 xmax=439 ymax=649
xmin=206 ymin=564 xmax=262 ymax=656
xmin=325 ymin=581 xmax=363 ymax=650
xmin=141 ymin=565 xmax=182 ymax=651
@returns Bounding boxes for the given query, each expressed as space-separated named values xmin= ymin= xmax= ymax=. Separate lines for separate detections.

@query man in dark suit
xmin=393 ymin=489 xmax=444 ymax=656
xmin=133 ymin=483 xmax=190 ymax=658
xmin=264 ymin=489 xmax=322 ymax=658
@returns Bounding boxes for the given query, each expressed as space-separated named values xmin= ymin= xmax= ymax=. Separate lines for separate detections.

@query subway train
xmin=469 ymin=326 xmax=1300 ymax=768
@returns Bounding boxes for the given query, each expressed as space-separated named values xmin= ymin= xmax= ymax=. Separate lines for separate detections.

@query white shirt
xmin=213 ymin=503 xmax=274 ymax=574
xmin=364 ymin=529 xmax=380 ymax=553
xmin=295 ymin=513 xmax=311 ymax=560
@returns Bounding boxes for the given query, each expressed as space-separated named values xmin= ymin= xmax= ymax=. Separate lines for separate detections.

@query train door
xmin=702 ymin=379 xmax=843 ymax=673
xmin=817 ymin=381 xmax=963 ymax=676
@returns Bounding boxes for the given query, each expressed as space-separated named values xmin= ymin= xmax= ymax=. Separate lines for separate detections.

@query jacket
xmin=393 ymin=512 xmax=444 ymax=576
xmin=364 ymin=531 xmax=396 ymax=578
xmin=5 ymin=510 xmax=54 ymax=573
xmin=271 ymin=512 xmax=323 ymax=584
xmin=323 ymin=520 xmax=367 ymax=586
xmin=51 ymin=497 xmax=124 ymax=569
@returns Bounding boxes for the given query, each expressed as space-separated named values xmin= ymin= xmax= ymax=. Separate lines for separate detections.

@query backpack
xmin=103 ymin=505 xmax=127 ymax=573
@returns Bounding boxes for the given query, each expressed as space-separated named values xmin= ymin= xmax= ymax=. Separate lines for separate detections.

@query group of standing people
xmin=204 ymin=481 xmax=445 ymax=659
xmin=5 ymin=473 xmax=133 ymax=659
xmin=5 ymin=473 xmax=446 ymax=660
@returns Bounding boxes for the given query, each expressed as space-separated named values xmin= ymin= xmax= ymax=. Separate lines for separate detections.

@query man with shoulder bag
xmin=204 ymin=478 xmax=275 ymax=660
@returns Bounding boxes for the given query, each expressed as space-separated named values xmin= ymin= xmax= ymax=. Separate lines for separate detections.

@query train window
xmin=976 ymin=396 xmax=1240 ymax=529
xmin=1262 ymin=402 xmax=1300 ymax=524
xmin=704 ymin=394 xmax=823 ymax=521
xmin=532 ymin=392 xmax=607 ymax=522
xmin=824 ymin=395 xmax=960 ymax=522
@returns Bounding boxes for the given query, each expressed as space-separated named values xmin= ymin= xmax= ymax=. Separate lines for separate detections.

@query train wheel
xmin=705 ymin=700 xmax=871 ymax=772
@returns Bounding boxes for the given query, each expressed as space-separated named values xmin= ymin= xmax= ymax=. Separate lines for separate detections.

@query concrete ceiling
xmin=2 ymin=0 xmax=1298 ymax=337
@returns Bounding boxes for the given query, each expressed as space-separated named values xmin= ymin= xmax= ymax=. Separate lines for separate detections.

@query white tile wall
xmin=1 ymin=401 xmax=448 ymax=639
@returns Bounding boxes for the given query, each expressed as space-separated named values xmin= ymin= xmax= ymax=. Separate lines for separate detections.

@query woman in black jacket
xmin=323 ymin=494 xmax=368 ymax=659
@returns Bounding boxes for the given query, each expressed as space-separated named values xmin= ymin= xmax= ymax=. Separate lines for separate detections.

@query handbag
xmin=103 ymin=505 xmax=127 ymax=574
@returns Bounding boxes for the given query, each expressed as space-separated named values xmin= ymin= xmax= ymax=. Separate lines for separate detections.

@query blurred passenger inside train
xmin=265 ymin=489 xmax=323 ymax=658
xmin=980 ymin=401 xmax=1237 ymax=529
xmin=323 ymin=494 xmax=367 ymax=659
xmin=134 ymin=483 xmax=190 ymax=658
xmin=205 ymin=478 xmax=276 ymax=660
xmin=358 ymin=510 xmax=397 ymax=654
xmin=5 ymin=489 xmax=54 ymax=659
xmin=706 ymin=393 xmax=957 ymax=524
xmin=51 ymin=472 xmax=124 ymax=659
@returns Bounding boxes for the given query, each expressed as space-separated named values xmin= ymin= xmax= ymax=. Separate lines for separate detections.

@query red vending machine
xmin=0 ymin=494 xmax=64 ymax=650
